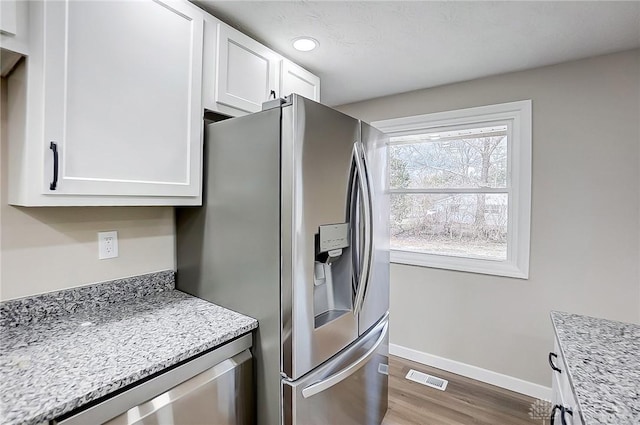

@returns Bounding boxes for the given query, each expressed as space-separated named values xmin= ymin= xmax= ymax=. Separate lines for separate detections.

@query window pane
xmin=389 ymin=126 xmax=507 ymax=189
xmin=390 ymin=193 xmax=508 ymax=260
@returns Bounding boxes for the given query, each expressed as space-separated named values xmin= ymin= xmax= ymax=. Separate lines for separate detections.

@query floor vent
xmin=405 ymin=369 xmax=448 ymax=391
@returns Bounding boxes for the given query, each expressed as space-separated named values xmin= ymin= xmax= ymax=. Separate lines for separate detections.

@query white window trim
xmin=372 ymin=100 xmax=532 ymax=279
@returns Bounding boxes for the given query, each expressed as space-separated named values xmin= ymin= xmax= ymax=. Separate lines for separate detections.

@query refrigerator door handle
xmin=301 ymin=319 xmax=388 ymax=399
xmin=352 ymin=141 xmax=374 ymax=315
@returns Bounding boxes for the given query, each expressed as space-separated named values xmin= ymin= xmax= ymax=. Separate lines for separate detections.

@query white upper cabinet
xmin=0 ymin=0 xmax=18 ymax=37
xmin=204 ymin=19 xmax=281 ymax=116
xmin=281 ymin=59 xmax=321 ymax=102
xmin=216 ymin=24 xmax=280 ymax=113
xmin=202 ymin=17 xmax=320 ymax=117
xmin=1 ymin=0 xmax=29 ymax=75
xmin=7 ymin=0 xmax=320 ymax=205
xmin=7 ymin=0 xmax=204 ymax=206
xmin=212 ymin=22 xmax=281 ymax=115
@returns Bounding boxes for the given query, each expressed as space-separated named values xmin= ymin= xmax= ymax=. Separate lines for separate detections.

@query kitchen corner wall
xmin=337 ymin=49 xmax=640 ymax=387
xmin=0 ymin=77 xmax=176 ymax=301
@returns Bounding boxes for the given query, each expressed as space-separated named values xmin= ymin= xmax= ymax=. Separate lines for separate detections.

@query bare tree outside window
xmin=389 ymin=126 xmax=509 ymax=260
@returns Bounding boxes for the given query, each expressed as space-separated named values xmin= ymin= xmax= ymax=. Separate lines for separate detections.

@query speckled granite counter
xmin=550 ymin=311 xmax=640 ymax=424
xmin=0 ymin=271 xmax=258 ymax=425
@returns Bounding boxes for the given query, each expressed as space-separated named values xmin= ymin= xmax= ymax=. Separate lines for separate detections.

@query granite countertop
xmin=0 ymin=271 xmax=258 ymax=425
xmin=550 ymin=311 xmax=640 ymax=424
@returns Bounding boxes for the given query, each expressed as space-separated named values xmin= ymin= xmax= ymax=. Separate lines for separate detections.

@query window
xmin=373 ymin=100 xmax=531 ymax=278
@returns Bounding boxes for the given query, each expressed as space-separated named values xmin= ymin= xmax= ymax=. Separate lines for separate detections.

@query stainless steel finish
xmin=176 ymin=109 xmax=282 ymax=425
xmin=351 ymin=141 xmax=374 ymax=316
xmin=176 ymin=95 xmax=390 ymax=425
xmin=281 ymin=101 xmax=295 ymax=386
xmin=55 ymin=334 xmax=252 ymax=425
xmin=104 ymin=350 xmax=253 ymax=425
xmin=359 ymin=122 xmax=390 ymax=334
xmin=302 ymin=318 xmax=388 ymax=398
xmin=281 ymin=95 xmax=360 ymax=380
xmin=262 ymin=97 xmax=285 ymax=111
xmin=282 ymin=314 xmax=389 ymax=425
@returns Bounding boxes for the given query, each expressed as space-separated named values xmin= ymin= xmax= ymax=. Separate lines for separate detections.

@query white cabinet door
xmin=215 ymin=23 xmax=280 ymax=114
xmin=281 ymin=59 xmax=320 ymax=102
xmin=551 ymin=339 xmax=582 ymax=425
xmin=1 ymin=0 xmax=29 ymax=59
xmin=0 ymin=0 xmax=17 ymax=36
xmin=201 ymin=14 xmax=221 ymax=114
xmin=41 ymin=0 xmax=203 ymax=199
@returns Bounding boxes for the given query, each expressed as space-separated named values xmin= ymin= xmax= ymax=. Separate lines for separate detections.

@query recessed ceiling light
xmin=292 ymin=37 xmax=319 ymax=52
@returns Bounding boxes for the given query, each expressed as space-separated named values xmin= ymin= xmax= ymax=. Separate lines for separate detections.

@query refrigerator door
xmin=282 ymin=314 xmax=389 ymax=425
xmin=281 ymin=95 xmax=361 ymax=380
xmin=359 ymin=122 xmax=390 ymax=334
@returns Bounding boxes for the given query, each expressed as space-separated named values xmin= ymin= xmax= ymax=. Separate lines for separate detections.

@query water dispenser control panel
xmin=319 ymin=223 xmax=349 ymax=252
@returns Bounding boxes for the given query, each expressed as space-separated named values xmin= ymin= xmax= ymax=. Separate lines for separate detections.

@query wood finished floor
xmin=382 ymin=356 xmax=541 ymax=425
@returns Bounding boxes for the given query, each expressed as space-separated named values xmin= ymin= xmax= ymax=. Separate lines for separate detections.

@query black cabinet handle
xmin=49 ymin=142 xmax=58 ymax=190
xmin=550 ymin=404 xmax=573 ymax=425
xmin=561 ymin=407 xmax=573 ymax=425
xmin=548 ymin=352 xmax=562 ymax=373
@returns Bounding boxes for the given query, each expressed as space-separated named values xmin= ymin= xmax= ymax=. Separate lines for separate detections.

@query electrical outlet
xmin=98 ymin=231 xmax=119 ymax=259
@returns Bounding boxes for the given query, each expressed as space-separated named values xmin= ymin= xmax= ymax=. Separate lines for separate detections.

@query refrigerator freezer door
xmin=359 ymin=122 xmax=390 ymax=334
xmin=281 ymin=95 xmax=361 ymax=380
xmin=282 ymin=315 xmax=389 ymax=425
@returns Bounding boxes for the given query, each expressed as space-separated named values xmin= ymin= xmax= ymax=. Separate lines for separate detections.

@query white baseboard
xmin=389 ymin=343 xmax=552 ymax=401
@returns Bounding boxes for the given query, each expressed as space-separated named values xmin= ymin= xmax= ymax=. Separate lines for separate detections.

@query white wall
xmin=337 ymin=49 xmax=640 ymax=388
xmin=0 ymin=77 xmax=176 ymax=301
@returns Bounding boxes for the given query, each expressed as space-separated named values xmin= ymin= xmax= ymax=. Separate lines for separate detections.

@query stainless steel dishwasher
xmin=56 ymin=335 xmax=253 ymax=425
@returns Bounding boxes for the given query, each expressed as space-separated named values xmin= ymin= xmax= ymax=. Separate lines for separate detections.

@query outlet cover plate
xmin=98 ymin=231 xmax=118 ymax=260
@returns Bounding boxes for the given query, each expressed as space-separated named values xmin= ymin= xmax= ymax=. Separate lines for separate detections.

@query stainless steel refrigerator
xmin=176 ymin=94 xmax=389 ymax=425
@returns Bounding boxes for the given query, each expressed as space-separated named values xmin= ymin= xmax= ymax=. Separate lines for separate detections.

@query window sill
xmin=390 ymin=250 xmax=529 ymax=279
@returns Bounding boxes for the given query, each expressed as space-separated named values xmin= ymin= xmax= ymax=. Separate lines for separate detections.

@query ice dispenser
xmin=313 ymin=223 xmax=352 ymax=328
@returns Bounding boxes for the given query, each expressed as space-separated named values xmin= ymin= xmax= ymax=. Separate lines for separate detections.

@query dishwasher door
xmin=105 ymin=350 xmax=253 ymax=425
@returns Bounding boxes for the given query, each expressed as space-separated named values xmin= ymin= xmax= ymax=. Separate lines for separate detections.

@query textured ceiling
xmin=197 ymin=1 xmax=640 ymax=106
